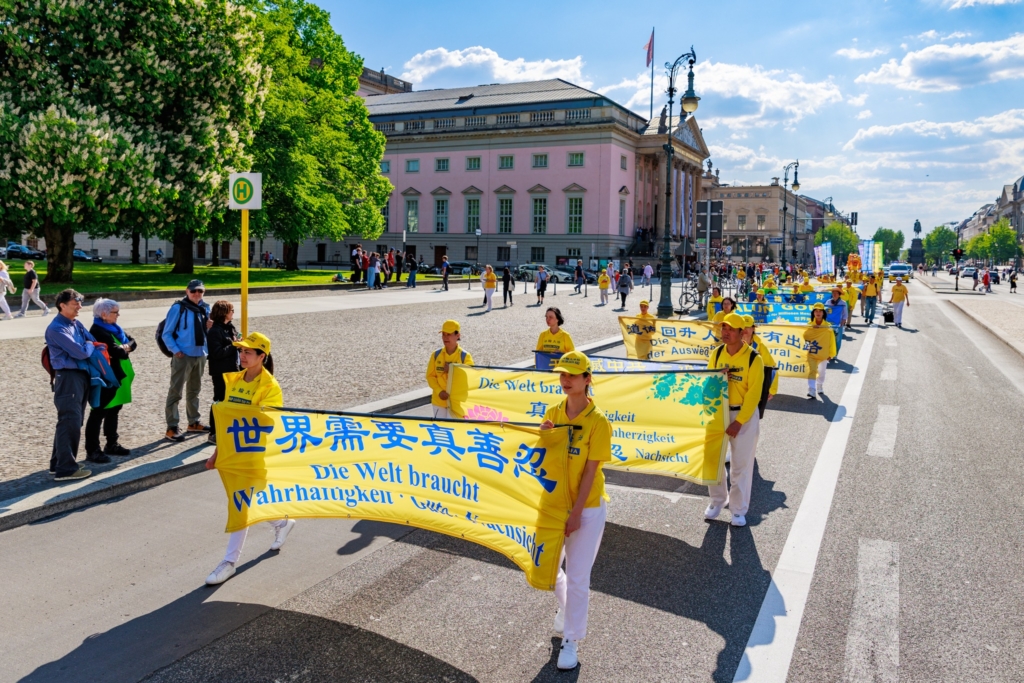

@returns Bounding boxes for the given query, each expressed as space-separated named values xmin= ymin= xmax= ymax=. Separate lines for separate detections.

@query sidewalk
xmin=916 ymin=272 xmax=988 ymax=295
xmin=948 ymin=298 xmax=1024 ymax=360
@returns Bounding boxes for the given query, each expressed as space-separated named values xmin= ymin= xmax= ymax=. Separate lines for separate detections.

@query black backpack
xmin=155 ymin=302 xmax=184 ymax=358
xmin=714 ymin=345 xmax=774 ymax=419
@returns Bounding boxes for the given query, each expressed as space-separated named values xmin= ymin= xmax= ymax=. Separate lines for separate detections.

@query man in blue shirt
xmin=162 ymin=280 xmax=211 ymax=441
xmin=44 ymin=289 xmax=96 ymax=480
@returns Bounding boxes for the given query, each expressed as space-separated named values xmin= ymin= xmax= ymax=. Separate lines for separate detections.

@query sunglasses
xmin=189 ymin=289 xmax=205 ymax=294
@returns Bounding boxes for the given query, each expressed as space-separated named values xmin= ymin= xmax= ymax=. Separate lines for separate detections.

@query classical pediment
xmin=494 ymin=184 xmax=516 ymax=194
xmin=619 ymin=186 xmax=630 ymax=195
xmin=430 ymin=186 xmax=452 ymax=195
xmin=461 ymin=185 xmax=483 ymax=195
xmin=527 ymin=184 xmax=551 ymax=194
xmin=400 ymin=187 xmax=421 ymax=196
xmin=562 ymin=183 xmax=587 ymax=193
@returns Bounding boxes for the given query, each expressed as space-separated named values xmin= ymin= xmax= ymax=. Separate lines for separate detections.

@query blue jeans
xmin=864 ymin=296 xmax=877 ymax=322
xmin=406 ymin=269 xmax=417 ymax=287
xmin=365 ymin=267 xmax=376 ymax=289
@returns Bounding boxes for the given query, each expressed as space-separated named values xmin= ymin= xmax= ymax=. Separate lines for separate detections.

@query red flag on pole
xmin=643 ymin=29 xmax=654 ymax=67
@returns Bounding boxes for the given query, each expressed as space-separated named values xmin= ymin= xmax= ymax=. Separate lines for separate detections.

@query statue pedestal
xmin=909 ymin=238 xmax=924 ymax=267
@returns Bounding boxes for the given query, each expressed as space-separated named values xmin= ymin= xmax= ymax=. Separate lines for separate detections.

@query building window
xmin=498 ymin=198 xmax=513 ymax=233
xmin=567 ymin=197 xmax=583 ymax=234
xmin=382 ymin=199 xmax=390 ymax=232
xmin=737 ymin=214 xmax=746 ymax=230
xmin=498 ymin=155 xmax=514 ymax=170
xmin=532 ymin=197 xmax=547 ymax=234
xmin=435 ymin=158 xmax=449 ymax=172
xmin=435 ymin=198 xmax=448 ymax=233
xmin=620 ymin=155 xmax=628 ymax=170
xmin=757 ymin=215 xmax=766 ymax=231
xmin=465 ymin=116 xmax=486 ymax=126
xmin=532 ymin=154 xmax=548 ymax=168
xmin=406 ymin=159 xmax=419 ymax=173
xmin=619 ymin=199 xmax=626 ymax=236
xmin=380 ymin=160 xmax=390 ymax=174
xmin=497 ymin=246 xmax=511 ymax=261
xmin=531 ymin=247 xmax=545 ymax=263
xmin=466 ymin=156 xmax=481 ymax=171
xmin=405 ymin=199 xmax=419 ymax=232
xmin=568 ymin=152 xmax=584 ymax=167
xmin=109 ymin=249 xmax=118 ymax=257
xmin=465 ymin=246 xmax=478 ymax=261
xmin=566 ymin=247 xmax=581 ymax=257
xmin=466 ymin=198 xmax=480 ymax=233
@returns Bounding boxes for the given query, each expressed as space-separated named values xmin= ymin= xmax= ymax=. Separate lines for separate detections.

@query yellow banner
xmin=212 ymin=403 xmax=572 ymax=590
xmin=447 ymin=365 xmax=728 ymax=485
xmin=619 ymin=316 xmax=830 ymax=379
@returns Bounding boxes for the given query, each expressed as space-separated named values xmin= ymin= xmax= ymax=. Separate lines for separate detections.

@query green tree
xmin=243 ymin=0 xmax=392 ymax=270
xmin=0 ymin=0 xmax=270 ymax=281
xmin=923 ymin=225 xmax=957 ymax=265
xmin=814 ymin=220 xmax=859 ymax=268
xmin=871 ymin=227 xmax=905 ymax=263
xmin=965 ymin=233 xmax=990 ymax=261
xmin=986 ymin=218 xmax=1020 ymax=264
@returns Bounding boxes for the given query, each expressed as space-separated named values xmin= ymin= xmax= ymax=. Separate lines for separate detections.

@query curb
xmin=0 ymin=335 xmax=627 ymax=533
xmin=947 ymin=299 xmax=1024 ymax=360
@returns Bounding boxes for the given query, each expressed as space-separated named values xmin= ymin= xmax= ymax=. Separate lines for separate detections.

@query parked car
xmin=960 ymin=267 xmax=977 ymax=279
xmin=0 ymin=246 xmax=6 ymax=258
xmin=515 ymin=263 xmax=559 ymax=282
xmin=72 ymin=249 xmax=102 ymax=263
xmin=553 ymin=265 xmax=597 ymax=284
xmin=5 ymin=244 xmax=44 ymax=259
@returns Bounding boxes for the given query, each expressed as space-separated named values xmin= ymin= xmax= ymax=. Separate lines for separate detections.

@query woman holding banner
xmin=204 ymin=332 xmax=293 ymax=586
xmin=540 ymin=351 xmax=612 ymax=671
xmin=706 ymin=287 xmax=723 ymax=319
xmin=537 ymin=308 xmax=575 ymax=354
xmin=805 ymin=304 xmax=837 ymax=400
xmin=741 ymin=315 xmax=778 ymax=399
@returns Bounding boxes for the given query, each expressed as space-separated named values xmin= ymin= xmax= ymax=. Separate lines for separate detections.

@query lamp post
xmin=657 ymin=47 xmax=700 ymax=318
xmin=780 ymin=161 xmax=800 ymax=271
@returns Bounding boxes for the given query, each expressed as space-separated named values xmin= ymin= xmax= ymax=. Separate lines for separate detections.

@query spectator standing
xmin=394 ymin=250 xmax=404 ymax=283
xmin=618 ymin=268 xmax=634 ymax=309
xmin=45 ymin=289 xmax=96 ymax=480
xmin=15 ymin=260 xmax=49 ymax=317
xmin=441 ymin=256 xmax=451 ymax=291
xmin=972 ymin=268 xmax=980 ymax=291
xmin=366 ymin=252 xmax=378 ymax=290
xmin=351 ymin=245 xmax=362 ymax=283
xmin=0 ymin=260 xmax=15 ymax=319
xmin=502 ymin=266 xmax=514 ymax=306
xmin=387 ymin=249 xmax=396 ymax=282
xmin=642 ymin=263 xmax=654 ymax=286
xmin=405 ymin=253 xmax=418 ymax=288
xmin=535 ymin=265 xmax=549 ymax=305
xmin=85 ymin=298 xmax=137 ymax=462
xmin=162 ymin=280 xmax=211 ymax=442
xmin=206 ymin=300 xmax=240 ymax=441
xmin=574 ymin=260 xmax=584 ymax=294
xmin=483 ymin=265 xmax=497 ymax=312
xmin=1011 ymin=271 xmax=1018 ymax=293
xmin=360 ymin=250 xmax=370 ymax=283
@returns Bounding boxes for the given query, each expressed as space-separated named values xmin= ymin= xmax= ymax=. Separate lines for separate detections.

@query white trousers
xmin=555 ymin=500 xmax=607 ymax=641
xmin=0 ymin=293 xmax=9 ymax=316
xmin=484 ymin=288 xmax=494 ymax=311
xmin=224 ymin=519 xmax=290 ymax=563
xmin=709 ymin=410 xmax=760 ymax=516
xmin=432 ymin=405 xmax=449 ymax=419
xmin=808 ymin=359 xmax=828 ymax=394
xmin=893 ymin=301 xmax=905 ymax=325
xmin=600 ymin=289 xmax=609 ymax=304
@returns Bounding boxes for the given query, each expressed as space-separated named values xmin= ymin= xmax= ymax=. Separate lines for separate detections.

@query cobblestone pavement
xmin=0 ymin=288 xmax=639 ymax=499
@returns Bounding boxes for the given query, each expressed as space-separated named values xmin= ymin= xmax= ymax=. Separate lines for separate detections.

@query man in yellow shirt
xmin=705 ymin=313 xmax=764 ymax=527
xmin=843 ymin=281 xmax=859 ymax=329
xmin=888 ymin=277 xmax=909 ymax=328
xmin=597 ymin=269 xmax=611 ymax=306
xmin=862 ymin=275 xmax=880 ymax=325
xmin=426 ymin=320 xmax=475 ymax=418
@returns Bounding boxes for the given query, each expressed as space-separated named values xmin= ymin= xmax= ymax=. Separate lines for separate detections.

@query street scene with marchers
xmin=2 ymin=1 xmax=1023 ymax=681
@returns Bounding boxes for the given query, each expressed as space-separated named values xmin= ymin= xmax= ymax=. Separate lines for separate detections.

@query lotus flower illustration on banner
xmin=463 ymin=405 xmax=510 ymax=422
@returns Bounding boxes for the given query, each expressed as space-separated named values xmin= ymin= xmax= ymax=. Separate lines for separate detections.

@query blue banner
xmin=736 ymin=301 xmax=844 ymax=327
xmin=745 ymin=291 xmax=832 ymax=304
xmin=534 ymin=352 xmax=707 ymax=372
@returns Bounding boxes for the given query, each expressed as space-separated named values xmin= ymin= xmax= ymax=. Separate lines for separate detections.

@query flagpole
xmin=649 ymin=27 xmax=655 ymax=121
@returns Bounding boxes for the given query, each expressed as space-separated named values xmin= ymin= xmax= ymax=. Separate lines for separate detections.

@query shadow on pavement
xmin=764 ymin=394 xmax=842 ymax=421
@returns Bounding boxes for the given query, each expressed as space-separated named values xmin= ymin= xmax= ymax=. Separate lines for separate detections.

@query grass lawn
xmin=25 ymin=262 xmax=351 ymax=295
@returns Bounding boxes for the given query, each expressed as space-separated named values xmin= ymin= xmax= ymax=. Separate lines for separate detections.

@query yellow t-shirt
xmin=426 ymin=345 xmax=475 ymax=407
xmin=598 ymin=274 xmax=610 ymax=290
xmin=484 ymin=272 xmax=497 ymax=290
xmin=845 ymin=287 xmax=860 ymax=309
xmin=799 ymin=283 xmax=814 ymax=294
xmin=750 ymin=333 xmax=779 ymax=395
xmin=543 ymin=400 xmax=611 ymax=508
xmin=706 ymin=296 xmax=723 ymax=320
xmin=708 ymin=342 xmax=764 ymax=424
xmin=890 ymin=284 xmax=907 ymax=303
xmin=536 ymin=329 xmax=575 ymax=354
xmin=222 ymin=369 xmax=284 ymax=408
xmin=863 ymin=282 xmax=879 ymax=297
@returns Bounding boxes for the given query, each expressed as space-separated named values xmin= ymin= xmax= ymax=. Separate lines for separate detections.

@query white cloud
xmin=944 ymin=31 xmax=971 ymax=39
xmin=917 ymin=30 xmax=940 ymax=40
xmin=847 ymin=93 xmax=869 ymax=106
xmin=836 ymin=46 xmax=888 ymax=59
xmin=947 ymin=0 xmax=1021 ymax=8
xmin=400 ymin=46 xmax=590 ymax=88
xmin=844 ymin=108 xmax=1024 ymax=152
xmin=857 ymin=110 xmax=873 ymax=119
xmin=857 ymin=33 xmax=1024 ymax=91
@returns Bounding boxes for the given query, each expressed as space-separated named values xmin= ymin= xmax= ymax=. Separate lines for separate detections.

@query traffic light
xmin=952 ymin=248 xmax=964 ymax=260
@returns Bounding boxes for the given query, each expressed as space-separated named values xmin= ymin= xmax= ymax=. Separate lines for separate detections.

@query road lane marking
xmin=733 ymin=325 xmax=878 ymax=683
xmin=881 ymin=359 xmax=898 ymax=381
xmin=843 ymin=539 xmax=900 ymax=683
xmin=867 ymin=406 xmax=899 ymax=458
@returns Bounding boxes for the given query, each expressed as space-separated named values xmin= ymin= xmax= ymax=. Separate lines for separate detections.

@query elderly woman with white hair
xmin=84 ymin=298 xmax=137 ymax=462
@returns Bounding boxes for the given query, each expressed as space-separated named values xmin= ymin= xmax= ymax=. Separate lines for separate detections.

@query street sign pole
xmin=229 ymin=173 xmax=262 ymax=337
xmin=241 ymin=209 xmax=249 ymax=336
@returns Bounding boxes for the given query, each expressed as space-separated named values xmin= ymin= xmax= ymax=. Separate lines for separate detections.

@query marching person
xmin=426 ymin=320 xmax=474 ymax=419
xmin=537 ymin=307 xmax=575 ymax=355
xmin=741 ymin=314 xmax=778 ymax=399
xmin=719 ymin=296 xmax=737 ymax=316
xmin=753 ymin=288 xmax=768 ymax=304
xmin=0 ymin=260 xmax=15 ymax=319
xmin=635 ymin=300 xmax=656 ymax=360
xmin=888 ymin=277 xmax=909 ymax=329
xmin=843 ymin=281 xmax=860 ymax=330
xmin=705 ymin=314 xmax=764 ymax=527
xmin=597 ymin=269 xmax=610 ymax=306
xmin=483 ymin=265 xmax=497 ymax=312
xmin=502 ymin=266 xmax=514 ymax=307
xmin=862 ymin=274 xmax=879 ymax=325
xmin=84 ymin=298 xmax=137 ymax=462
xmin=204 ymin=332 xmax=293 ymax=585
xmin=162 ymin=280 xmax=210 ymax=442
xmin=827 ymin=286 xmax=849 ymax=330
xmin=206 ymin=300 xmax=241 ymax=442
xmin=706 ymin=286 xmax=723 ymax=320
xmin=806 ymin=303 xmax=837 ymax=400
xmin=540 ymin=351 xmax=612 ymax=671
xmin=15 ymin=260 xmax=49 ymax=318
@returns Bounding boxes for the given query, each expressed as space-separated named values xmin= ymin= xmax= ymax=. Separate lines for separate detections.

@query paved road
xmin=4 ymin=279 xmax=1023 ymax=682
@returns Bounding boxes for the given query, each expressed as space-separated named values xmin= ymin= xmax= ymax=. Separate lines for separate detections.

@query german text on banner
xmin=447 ymin=365 xmax=729 ymax=485
xmin=735 ymin=302 xmax=843 ymax=327
xmin=212 ymin=403 xmax=573 ymax=590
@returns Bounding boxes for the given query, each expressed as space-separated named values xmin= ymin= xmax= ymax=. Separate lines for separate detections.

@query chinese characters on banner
xmin=212 ymin=403 xmax=573 ymax=590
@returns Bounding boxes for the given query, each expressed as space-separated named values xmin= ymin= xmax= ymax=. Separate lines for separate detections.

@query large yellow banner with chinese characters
xmin=212 ymin=403 xmax=572 ymax=590
xmin=619 ymin=316 xmax=833 ymax=379
xmin=447 ymin=365 xmax=729 ymax=485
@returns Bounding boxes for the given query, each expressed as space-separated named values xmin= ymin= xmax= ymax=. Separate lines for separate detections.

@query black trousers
xmin=620 ymin=291 xmax=629 ymax=307
xmin=503 ymin=286 xmax=513 ymax=305
xmin=85 ymin=404 xmax=122 ymax=453
xmin=209 ymin=372 xmax=227 ymax=434
xmin=50 ymin=370 xmax=89 ymax=476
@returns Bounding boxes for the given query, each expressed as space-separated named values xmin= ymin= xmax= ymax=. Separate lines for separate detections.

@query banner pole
xmin=241 ymin=208 xmax=249 ymax=337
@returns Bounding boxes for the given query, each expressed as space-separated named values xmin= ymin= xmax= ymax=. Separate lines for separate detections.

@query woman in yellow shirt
xmin=706 ymin=286 xmax=723 ymax=319
xmin=888 ymin=277 xmax=909 ymax=328
xmin=597 ymin=270 xmax=611 ymax=306
xmin=205 ymin=332 xmax=291 ymax=586
xmin=843 ymin=281 xmax=860 ymax=329
xmin=805 ymin=303 xmax=837 ymax=399
xmin=482 ymin=264 xmax=497 ymax=312
xmin=537 ymin=307 xmax=575 ymax=355
xmin=540 ymin=351 xmax=611 ymax=671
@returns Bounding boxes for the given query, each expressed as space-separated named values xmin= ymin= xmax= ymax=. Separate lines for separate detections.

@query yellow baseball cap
xmin=812 ymin=302 xmax=826 ymax=310
xmin=741 ymin=314 xmax=755 ymax=327
xmin=552 ymin=350 xmax=592 ymax=375
xmin=713 ymin=310 xmax=726 ymax=323
xmin=756 ymin=288 xmax=766 ymax=295
xmin=233 ymin=331 xmax=271 ymax=354
xmin=722 ymin=313 xmax=746 ymax=329
xmin=639 ymin=300 xmax=650 ymax=307
xmin=440 ymin=319 xmax=460 ymax=334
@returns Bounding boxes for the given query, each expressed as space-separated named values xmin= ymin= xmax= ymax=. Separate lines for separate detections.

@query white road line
xmin=843 ymin=539 xmax=900 ymax=683
xmin=732 ymin=325 xmax=878 ymax=683
xmin=880 ymin=358 xmax=898 ymax=381
xmin=866 ymin=406 xmax=899 ymax=458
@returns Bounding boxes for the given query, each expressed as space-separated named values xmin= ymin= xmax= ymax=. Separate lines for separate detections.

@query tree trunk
xmin=170 ymin=230 xmax=194 ymax=274
xmin=131 ymin=230 xmax=141 ymax=264
xmin=43 ymin=217 xmax=76 ymax=283
xmin=285 ymin=241 xmax=299 ymax=271
xmin=211 ymin=240 xmax=220 ymax=266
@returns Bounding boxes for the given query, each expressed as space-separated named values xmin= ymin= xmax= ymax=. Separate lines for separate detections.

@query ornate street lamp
xmin=657 ymin=47 xmax=699 ymax=318
xmin=780 ymin=161 xmax=799 ymax=269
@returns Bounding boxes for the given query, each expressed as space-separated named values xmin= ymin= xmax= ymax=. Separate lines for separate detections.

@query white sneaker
xmin=557 ymin=639 xmax=579 ymax=670
xmin=731 ymin=514 xmax=747 ymax=527
xmin=553 ymin=609 xmax=564 ymax=634
xmin=704 ymin=502 xmax=724 ymax=520
xmin=205 ymin=561 xmax=236 ymax=585
xmin=13 ymin=312 xmax=24 ymax=318
xmin=269 ymin=519 xmax=295 ymax=551
xmin=42 ymin=308 xmax=50 ymax=317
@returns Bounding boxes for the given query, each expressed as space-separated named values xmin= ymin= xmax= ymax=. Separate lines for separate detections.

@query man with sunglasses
xmin=45 ymin=289 xmax=95 ymax=480
xmin=162 ymin=280 xmax=211 ymax=441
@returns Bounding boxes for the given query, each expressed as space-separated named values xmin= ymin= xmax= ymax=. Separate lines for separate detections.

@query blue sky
xmin=327 ymin=0 xmax=1024 ymax=242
